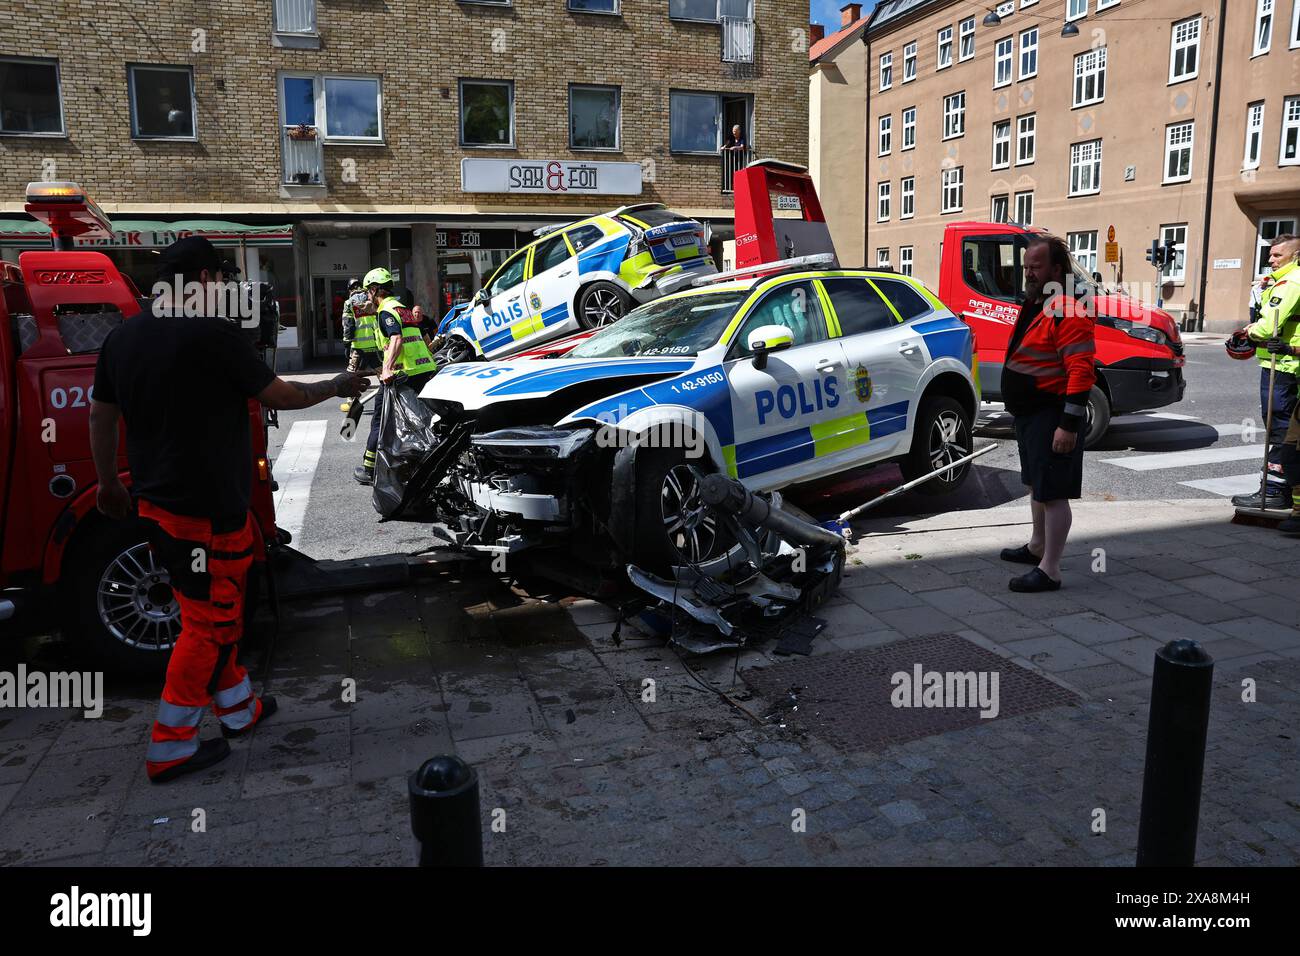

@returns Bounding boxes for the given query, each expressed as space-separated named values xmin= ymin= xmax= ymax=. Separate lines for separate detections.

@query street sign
xmin=1105 ymin=241 xmax=1119 ymax=264
xmin=1107 ymin=225 xmax=1116 ymax=243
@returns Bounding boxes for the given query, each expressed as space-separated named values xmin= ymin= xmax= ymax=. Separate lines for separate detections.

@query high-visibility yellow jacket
xmin=1248 ymin=259 xmax=1300 ymax=374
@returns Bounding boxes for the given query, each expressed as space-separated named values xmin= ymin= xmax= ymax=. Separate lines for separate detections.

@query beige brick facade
xmin=0 ymin=0 xmax=808 ymax=218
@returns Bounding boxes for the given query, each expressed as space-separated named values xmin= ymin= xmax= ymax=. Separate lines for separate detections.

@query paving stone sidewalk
xmin=0 ymin=499 xmax=1296 ymax=866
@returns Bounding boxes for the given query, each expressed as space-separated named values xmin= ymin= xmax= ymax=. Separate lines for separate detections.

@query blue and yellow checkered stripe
xmin=722 ymin=400 xmax=910 ymax=480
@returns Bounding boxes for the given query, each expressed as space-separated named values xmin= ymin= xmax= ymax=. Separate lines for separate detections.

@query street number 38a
xmin=48 ymin=385 xmax=93 ymax=409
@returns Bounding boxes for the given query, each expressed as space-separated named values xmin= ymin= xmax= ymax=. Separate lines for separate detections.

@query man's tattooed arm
xmin=258 ymin=373 xmax=368 ymax=410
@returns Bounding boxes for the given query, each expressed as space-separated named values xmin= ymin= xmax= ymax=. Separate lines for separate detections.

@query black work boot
xmin=1231 ymin=489 xmax=1292 ymax=510
xmin=1279 ymin=513 xmax=1300 ymax=535
xmin=149 ymin=738 xmax=231 ymax=784
xmin=353 ymin=465 xmax=374 ymax=486
xmin=222 ymin=696 xmax=277 ymax=739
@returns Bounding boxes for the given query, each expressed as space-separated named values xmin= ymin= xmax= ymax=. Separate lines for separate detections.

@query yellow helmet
xmin=363 ymin=267 xmax=393 ymax=288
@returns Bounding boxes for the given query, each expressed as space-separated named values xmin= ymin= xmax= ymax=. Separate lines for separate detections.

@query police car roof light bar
xmin=689 ymin=253 xmax=837 ymax=288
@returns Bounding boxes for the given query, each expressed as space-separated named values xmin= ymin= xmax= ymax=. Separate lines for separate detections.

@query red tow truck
xmin=0 ymin=182 xmax=280 ymax=671
xmin=941 ymin=222 xmax=1187 ymax=447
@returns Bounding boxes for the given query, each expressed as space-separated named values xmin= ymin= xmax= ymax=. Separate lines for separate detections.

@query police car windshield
xmin=567 ymin=291 xmax=748 ymax=358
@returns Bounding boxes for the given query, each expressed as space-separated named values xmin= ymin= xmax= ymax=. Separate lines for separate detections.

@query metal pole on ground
xmin=408 ymin=754 xmax=484 ymax=867
xmin=1136 ymin=640 xmax=1214 ymax=867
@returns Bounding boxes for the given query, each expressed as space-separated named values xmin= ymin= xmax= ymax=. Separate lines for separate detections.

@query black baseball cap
xmin=156 ymin=236 xmax=223 ymax=277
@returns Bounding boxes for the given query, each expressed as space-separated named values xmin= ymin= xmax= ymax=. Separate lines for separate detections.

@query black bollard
xmin=1136 ymin=639 xmax=1214 ymax=867
xmin=408 ymin=754 xmax=484 ymax=867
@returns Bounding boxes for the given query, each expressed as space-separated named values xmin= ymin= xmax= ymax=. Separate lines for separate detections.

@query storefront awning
xmin=0 ymin=219 xmax=294 ymax=248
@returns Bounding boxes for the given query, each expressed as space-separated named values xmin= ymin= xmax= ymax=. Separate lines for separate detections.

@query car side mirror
xmin=748 ymin=324 xmax=794 ymax=370
xmin=473 ymin=288 xmax=489 ymax=305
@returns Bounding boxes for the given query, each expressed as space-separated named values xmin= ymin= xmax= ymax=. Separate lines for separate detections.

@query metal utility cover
xmin=741 ymin=633 xmax=1079 ymax=751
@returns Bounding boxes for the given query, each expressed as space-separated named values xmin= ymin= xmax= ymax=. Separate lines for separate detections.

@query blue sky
xmin=810 ymin=0 xmax=876 ymax=30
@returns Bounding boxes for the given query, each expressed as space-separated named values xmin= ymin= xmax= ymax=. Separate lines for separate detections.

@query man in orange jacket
xmin=998 ymin=236 xmax=1096 ymax=592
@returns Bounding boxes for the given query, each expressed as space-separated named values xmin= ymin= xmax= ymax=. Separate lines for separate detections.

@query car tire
xmin=900 ymin=395 xmax=975 ymax=496
xmin=59 ymin=518 xmax=179 ymax=676
xmin=576 ymin=281 xmax=630 ymax=331
xmin=58 ymin=517 xmax=263 ymax=676
xmin=1083 ymin=385 xmax=1110 ymax=450
xmin=630 ymin=444 xmax=733 ymax=571
xmin=432 ymin=335 xmax=477 ymax=370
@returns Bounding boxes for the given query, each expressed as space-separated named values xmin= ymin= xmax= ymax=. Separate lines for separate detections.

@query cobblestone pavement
xmin=0 ymin=500 xmax=1297 ymax=866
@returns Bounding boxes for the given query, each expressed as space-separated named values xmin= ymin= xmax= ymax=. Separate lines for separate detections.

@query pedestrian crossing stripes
xmin=1178 ymin=474 xmax=1262 ymax=496
xmin=272 ymin=419 xmax=328 ymax=545
xmin=1101 ymin=442 xmax=1263 ymax=472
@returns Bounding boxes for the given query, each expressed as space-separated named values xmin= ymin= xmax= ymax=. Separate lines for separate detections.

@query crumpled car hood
xmin=418 ymin=357 xmax=698 ymax=410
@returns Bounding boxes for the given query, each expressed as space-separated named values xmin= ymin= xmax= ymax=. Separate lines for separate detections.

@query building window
xmin=1254 ymin=0 xmax=1274 ymax=56
xmin=274 ymin=0 xmax=317 ymax=33
xmin=1244 ymin=101 xmax=1265 ymax=169
xmin=668 ymin=90 xmax=732 ymax=153
xmin=994 ymin=37 xmax=1014 ymax=88
xmin=1068 ymin=231 xmax=1098 ymax=274
xmin=670 ymin=0 xmax=719 ymax=21
xmin=899 ymin=246 xmax=914 ymax=276
xmin=0 ymin=57 xmax=64 ymax=135
xmin=128 ymin=64 xmax=196 ymax=139
xmin=903 ymin=41 xmax=917 ymax=81
xmin=1017 ymin=113 xmax=1036 ymax=164
xmin=991 ymin=195 xmax=1009 ymax=222
xmin=1069 ymin=139 xmax=1103 ymax=195
xmin=1097 ymin=0 xmax=1119 ymax=8
xmin=943 ymin=91 xmax=965 ymax=139
xmin=878 ymin=248 xmax=892 ymax=269
xmin=992 ymin=120 xmax=1011 ymax=169
xmin=1019 ymin=29 xmax=1039 ymax=80
xmin=1169 ymin=17 xmax=1201 ymax=82
xmin=1292 ymin=0 xmax=1300 ymax=48
xmin=901 ymin=177 xmax=915 ymax=218
xmin=1258 ymin=217 xmax=1299 ymax=273
xmin=1282 ymin=95 xmax=1300 ymax=165
xmin=1067 ymin=0 xmax=1088 ymax=20
xmin=1073 ymin=47 xmax=1107 ymax=107
xmin=938 ymin=26 xmax=953 ymax=69
xmin=570 ymin=84 xmax=619 ymax=150
xmin=880 ymin=53 xmax=893 ymax=91
xmin=1160 ymin=224 xmax=1187 ymax=282
xmin=460 ymin=79 xmax=511 ymax=146
xmin=1164 ymin=121 xmax=1194 ymax=183
xmin=878 ymin=182 xmax=891 ymax=221
xmin=1015 ymin=190 xmax=1034 ymax=225
xmin=959 ymin=17 xmax=976 ymax=61
xmin=941 ymin=166 xmax=964 ymax=213
xmin=902 ymin=106 xmax=916 ymax=149
xmin=569 ymin=0 xmax=619 ymax=10
xmin=879 ymin=114 xmax=892 ymax=155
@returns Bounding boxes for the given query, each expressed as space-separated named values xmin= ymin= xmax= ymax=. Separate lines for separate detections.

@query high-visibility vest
xmin=1252 ymin=260 xmax=1300 ymax=374
xmin=376 ymin=296 xmax=436 ymax=376
xmin=352 ymin=293 xmax=380 ymax=352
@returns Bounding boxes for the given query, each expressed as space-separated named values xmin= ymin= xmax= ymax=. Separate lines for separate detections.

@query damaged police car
xmin=403 ymin=262 xmax=979 ymax=572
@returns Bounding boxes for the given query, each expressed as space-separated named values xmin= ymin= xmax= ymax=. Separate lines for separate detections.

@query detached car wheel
xmin=1083 ymin=385 xmax=1110 ymax=450
xmin=576 ymin=281 xmax=630 ymax=331
xmin=631 ymin=446 xmax=733 ymax=570
xmin=901 ymin=395 xmax=974 ymax=496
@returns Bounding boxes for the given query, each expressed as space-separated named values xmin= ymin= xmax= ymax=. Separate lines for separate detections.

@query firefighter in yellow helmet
xmin=354 ymin=267 xmax=437 ymax=485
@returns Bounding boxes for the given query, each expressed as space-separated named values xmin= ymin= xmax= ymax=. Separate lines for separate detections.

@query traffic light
xmin=1145 ymin=239 xmax=1166 ymax=270
xmin=1163 ymin=239 xmax=1179 ymax=269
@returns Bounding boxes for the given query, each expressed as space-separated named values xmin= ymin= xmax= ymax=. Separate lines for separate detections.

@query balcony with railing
xmin=721 ymin=15 xmax=755 ymax=63
xmin=273 ymin=0 xmax=320 ymax=48
xmin=721 ymin=145 xmax=750 ymax=194
xmin=282 ymin=125 xmax=324 ymax=187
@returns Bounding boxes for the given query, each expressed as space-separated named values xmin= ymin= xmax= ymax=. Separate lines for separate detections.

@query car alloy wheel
xmin=96 ymin=542 xmax=180 ymax=652
xmin=927 ymin=409 xmax=971 ymax=486
xmin=660 ymin=463 xmax=719 ymax=564
xmin=585 ymin=288 xmax=625 ymax=328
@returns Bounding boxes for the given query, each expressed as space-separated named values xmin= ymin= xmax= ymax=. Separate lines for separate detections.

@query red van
xmin=940 ymin=222 xmax=1186 ymax=447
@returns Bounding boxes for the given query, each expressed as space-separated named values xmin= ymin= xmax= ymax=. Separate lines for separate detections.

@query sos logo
xmin=755 ymin=376 xmax=840 ymax=425
xmin=484 ymin=301 xmax=524 ymax=329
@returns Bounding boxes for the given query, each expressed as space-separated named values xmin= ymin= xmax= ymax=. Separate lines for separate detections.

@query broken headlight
xmin=470 ymin=426 xmax=594 ymax=462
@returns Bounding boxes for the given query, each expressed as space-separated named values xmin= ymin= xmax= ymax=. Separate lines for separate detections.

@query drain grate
xmin=741 ymin=633 xmax=1079 ymax=751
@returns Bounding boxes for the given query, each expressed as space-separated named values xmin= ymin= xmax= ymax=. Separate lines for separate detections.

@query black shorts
xmin=1014 ymin=405 xmax=1084 ymax=502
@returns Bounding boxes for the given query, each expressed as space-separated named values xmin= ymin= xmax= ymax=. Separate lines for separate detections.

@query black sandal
xmin=1009 ymin=568 xmax=1061 ymax=592
xmin=999 ymin=544 xmax=1042 ymax=566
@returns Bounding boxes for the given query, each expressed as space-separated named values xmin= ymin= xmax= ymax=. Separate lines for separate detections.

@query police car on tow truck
xmin=413 ymin=256 xmax=979 ymax=569
xmin=434 ymin=204 xmax=716 ymax=365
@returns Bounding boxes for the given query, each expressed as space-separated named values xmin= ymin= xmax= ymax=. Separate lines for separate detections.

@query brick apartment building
xmin=0 ymin=0 xmax=808 ymax=365
xmin=811 ymin=0 xmax=1300 ymax=331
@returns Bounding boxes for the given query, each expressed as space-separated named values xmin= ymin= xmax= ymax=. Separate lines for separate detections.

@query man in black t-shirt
xmin=90 ymin=236 xmax=368 ymax=783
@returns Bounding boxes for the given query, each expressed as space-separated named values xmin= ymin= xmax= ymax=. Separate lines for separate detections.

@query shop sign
xmin=461 ymin=159 xmax=643 ymax=195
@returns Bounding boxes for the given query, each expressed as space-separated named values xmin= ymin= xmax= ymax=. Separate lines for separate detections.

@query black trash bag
xmin=372 ymin=380 xmax=440 ymax=518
